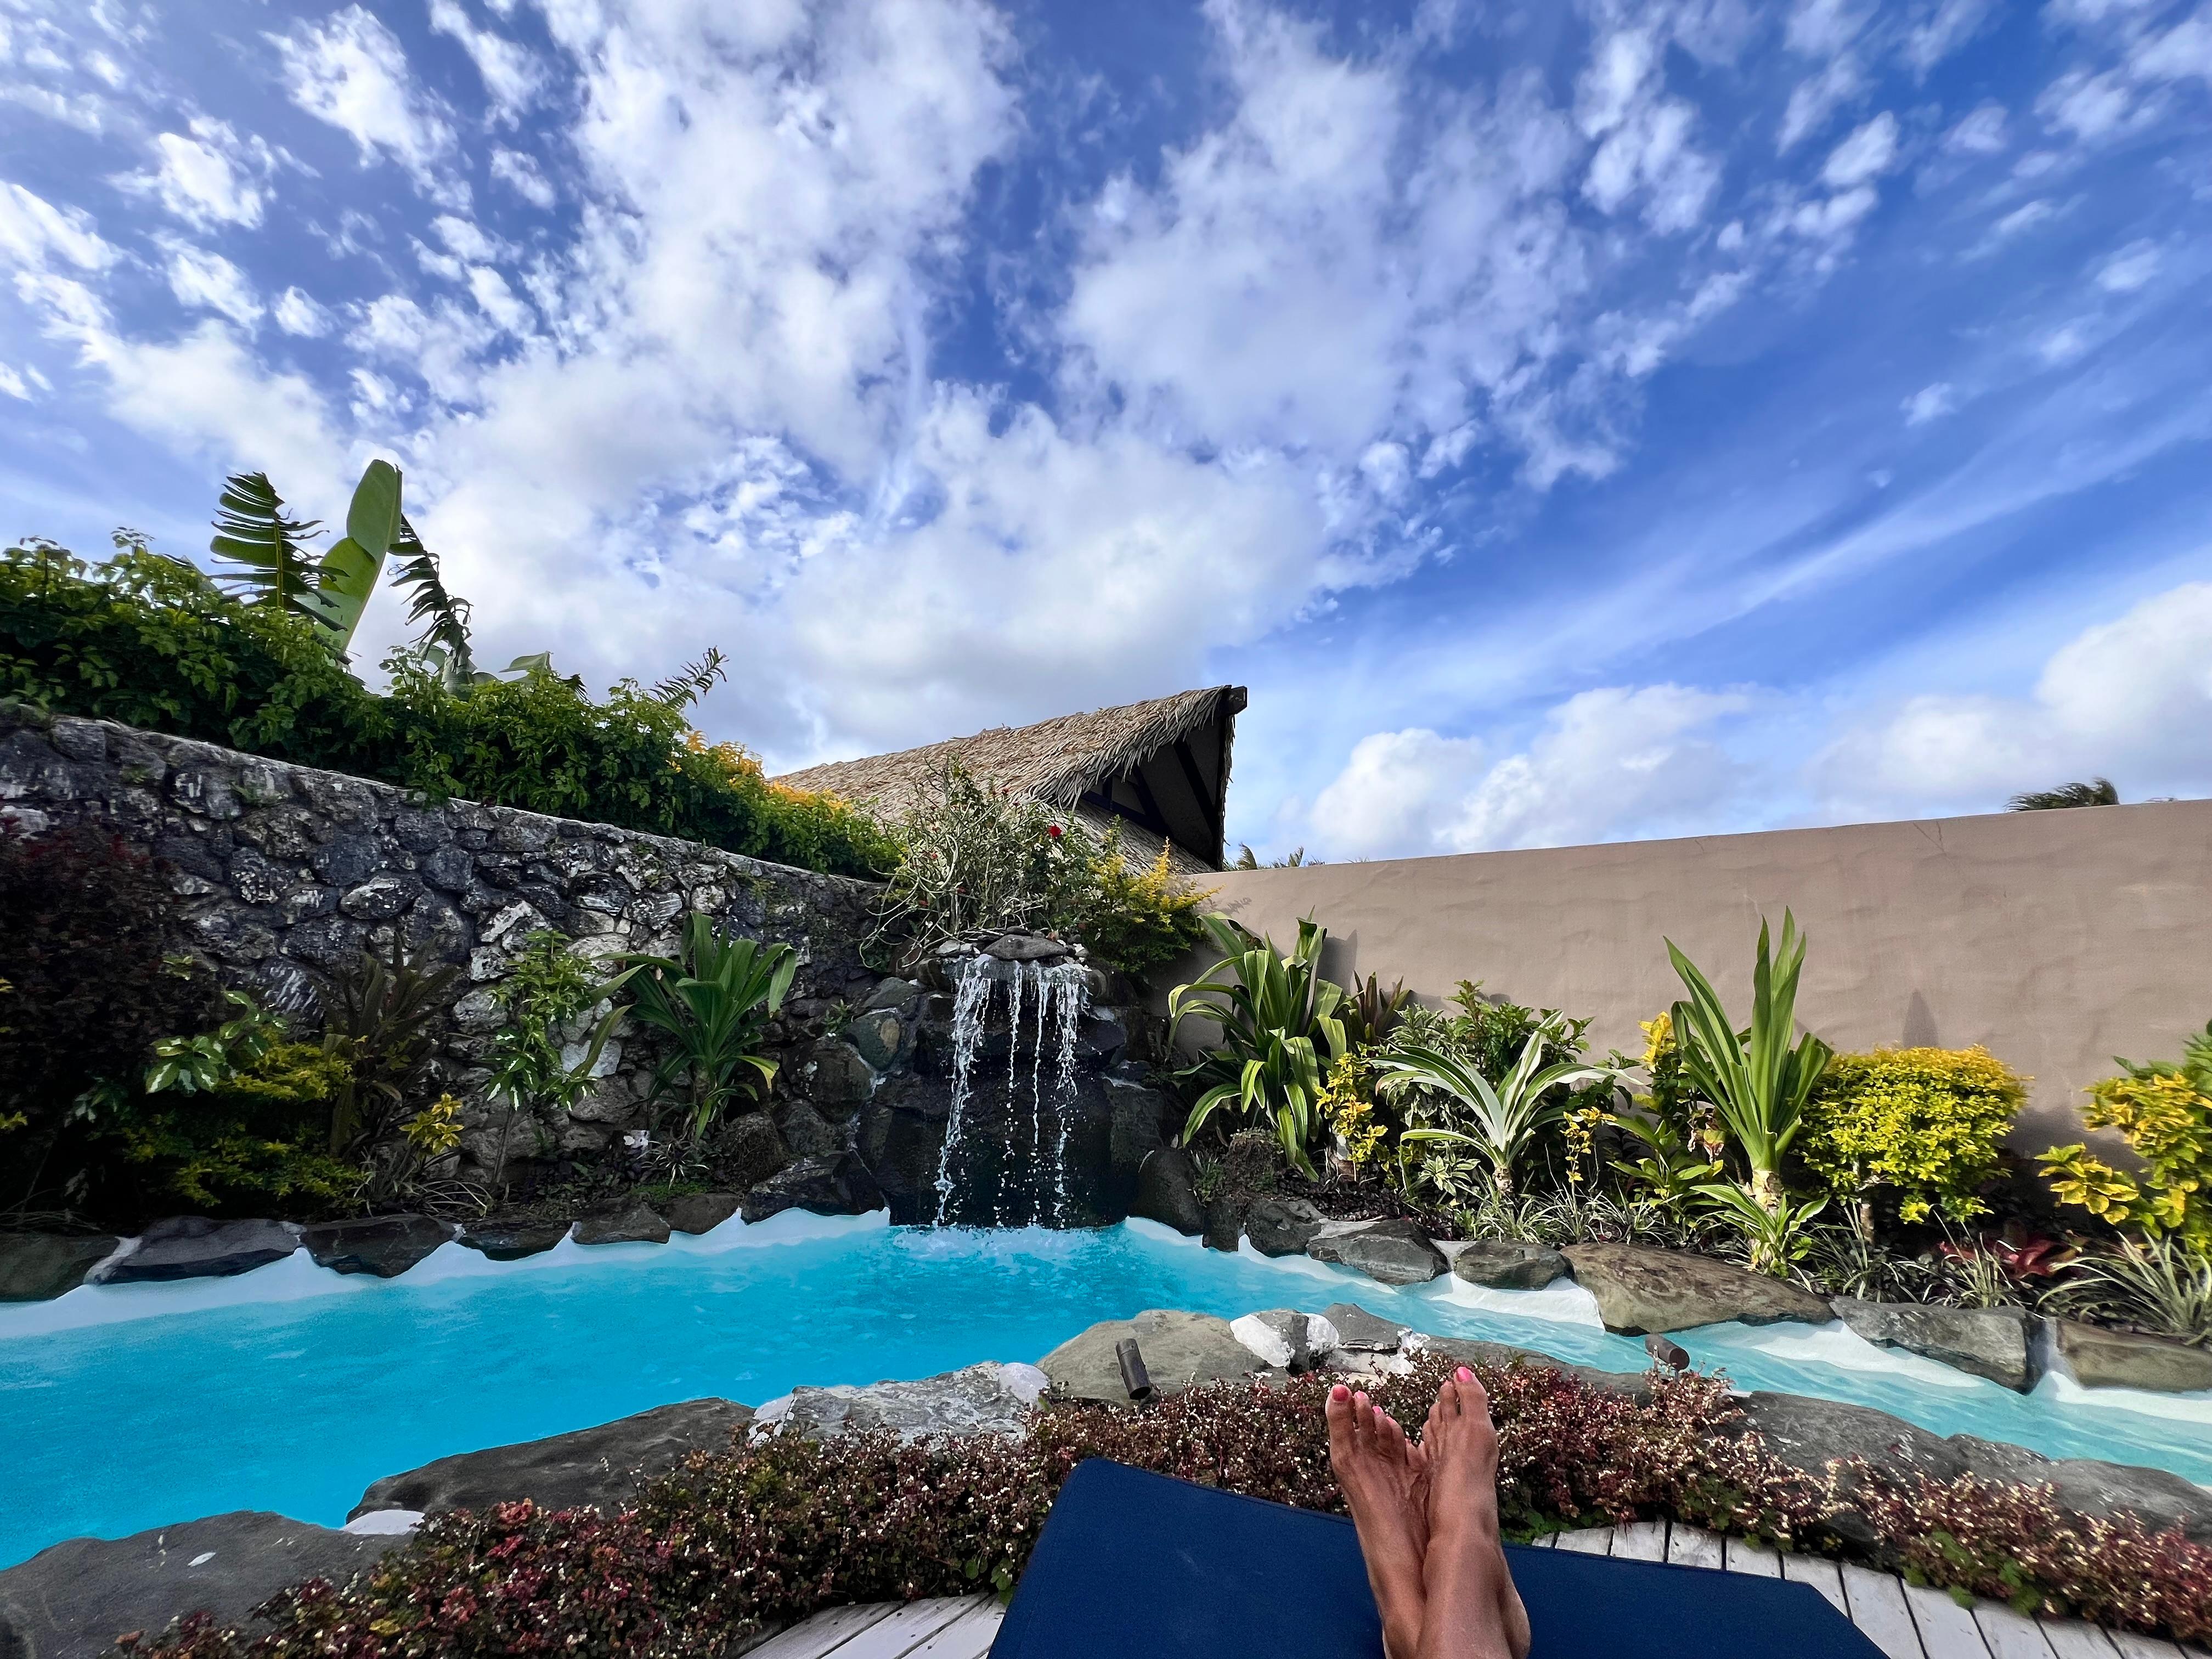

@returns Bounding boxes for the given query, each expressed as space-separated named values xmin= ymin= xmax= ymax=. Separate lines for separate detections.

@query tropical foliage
xmin=1799 ymin=1046 xmax=2025 ymax=1229
xmin=613 ymin=917 xmax=796 ymax=1141
xmin=482 ymin=932 xmax=627 ymax=1197
xmin=1372 ymin=1016 xmax=1613 ymax=1200
xmin=2039 ymin=1022 xmax=2212 ymax=1252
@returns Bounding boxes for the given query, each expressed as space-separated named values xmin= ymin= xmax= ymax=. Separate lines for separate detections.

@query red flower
xmin=1046 ymin=823 xmax=1062 ymax=839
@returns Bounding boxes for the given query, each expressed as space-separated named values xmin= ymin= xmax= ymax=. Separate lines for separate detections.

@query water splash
xmin=1049 ymin=964 xmax=1087 ymax=1224
xmin=931 ymin=959 xmax=994 ymax=1227
xmin=931 ymin=954 xmax=1092 ymax=1227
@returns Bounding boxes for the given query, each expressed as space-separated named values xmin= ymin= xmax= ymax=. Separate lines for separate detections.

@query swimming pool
xmin=3 ymin=1214 xmax=2207 ymax=1570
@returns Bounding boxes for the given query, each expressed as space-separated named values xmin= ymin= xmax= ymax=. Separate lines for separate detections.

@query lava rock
xmin=721 ymin=1111 xmax=792 ymax=1190
xmin=1040 ymin=1308 xmax=1267 ymax=1404
xmin=456 ymin=1218 xmax=571 ymax=1260
xmin=351 ymin=1400 xmax=753 ymax=1520
xmin=97 ymin=1217 xmax=297 ymax=1284
xmin=0 ymin=1233 xmax=117 ymax=1302
xmin=1231 ymin=1309 xmax=1337 ymax=1372
xmin=0 ymin=1511 xmax=403 ymax=1659
xmin=861 ymin=977 xmax=919 ymax=1013
xmin=1243 ymin=1196 xmax=1325 ymax=1257
xmin=740 ymin=1152 xmax=884 ymax=1223
xmin=664 ymin=1192 xmax=742 ymax=1235
xmin=1320 ymin=1302 xmax=1409 ymax=1354
xmin=774 ymin=1098 xmax=840 ymax=1156
xmin=1949 ymin=1434 xmax=2212 ymax=1544
xmin=848 ymin=1008 xmax=906 ymax=1071
xmin=1451 ymin=1240 xmax=1571 ymax=1290
xmin=574 ymin=1203 xmax=670 ymax=1246
xmin=1831 ymin=1297 xmax=2033 ymax=1391
xmin=758 ymin=1362 xmax=1048 ymax=1441
xmin=1306 ymin=1219 xmax=1448 ymax=1285
xmin=1202 ymin=1192 xmax=1243 ymax=1253
xmin=804 ymin=1040 xmax=876 ymax=1111
xmin=298 ymin=1215 xmax=454 ymax=1278
xmin=984 ymin=933 xmax=1071 ymax=963
xmin=1131 ymin=1147 xmax=1205 ymax=1235
xmin=2052 ymin=1318 xmax=2212 ymax=1393
xmin=1560 ymin=1242 xmax=1830 ymax=1334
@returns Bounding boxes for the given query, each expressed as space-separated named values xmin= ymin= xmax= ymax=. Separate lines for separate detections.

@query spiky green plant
xmin=1372 ymin=1015 xmax=1613 ymax=1199
xmin=610 ymin=916 xmax=797 ymax=1142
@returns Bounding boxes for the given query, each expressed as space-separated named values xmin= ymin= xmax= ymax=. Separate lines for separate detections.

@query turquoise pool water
xmin=3 ymin=1215 xmax=2207 ymax=1570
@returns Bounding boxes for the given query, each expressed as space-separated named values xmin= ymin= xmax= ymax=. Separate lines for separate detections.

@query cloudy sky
xmin=2 ymin=0 xmax=2208 ymax=860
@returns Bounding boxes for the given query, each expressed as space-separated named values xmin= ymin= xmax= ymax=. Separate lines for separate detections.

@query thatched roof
xmin=775 ymin=686 xmax=1247 ymax=873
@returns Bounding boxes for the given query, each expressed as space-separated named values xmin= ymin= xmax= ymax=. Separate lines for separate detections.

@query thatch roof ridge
xmin=774 ymin=685 xmax=1245 ymax=812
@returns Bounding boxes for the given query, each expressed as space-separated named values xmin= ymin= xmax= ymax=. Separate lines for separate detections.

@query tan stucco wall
xmin=1175 ymin=802 xmax=2212 ymax=1150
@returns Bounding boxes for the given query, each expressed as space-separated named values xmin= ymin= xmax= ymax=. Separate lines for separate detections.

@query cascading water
xmin=930 ymin=953 xmax=1091 ymax=1227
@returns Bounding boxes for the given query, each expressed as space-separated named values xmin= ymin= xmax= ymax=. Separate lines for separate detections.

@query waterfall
xmin=930 ymin=954 xmax=1092 ymax=1227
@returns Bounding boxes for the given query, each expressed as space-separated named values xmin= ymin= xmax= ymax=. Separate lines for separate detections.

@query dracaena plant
xmin=1169 ymin=914 xmax=1348 ymax=1178
xmin=1666 ymin=911 xmax=1832 ymax=1214
xmin=1372 ymin=1014 xmax=1614 ymax=1200
xmin=610 ymin=916 xmax=797 ymax=1142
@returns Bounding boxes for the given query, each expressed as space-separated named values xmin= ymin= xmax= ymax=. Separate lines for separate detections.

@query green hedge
xmin=1 ymin=541 xmax=897 ymax=880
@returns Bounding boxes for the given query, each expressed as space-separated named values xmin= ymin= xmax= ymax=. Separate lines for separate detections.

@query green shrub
xmin=1053 ymin=821 xmax=1213 ymax=982
xmin=1 ymin=540 xmax=895 ymax=879
xmin=1799 ymin=1046 xmax=2025 ymax=1227
xmin=111 ymin=1036 xmax=360 ymax=1216
xmin=2040 ymin=1025 xmax=2212 ymax=1252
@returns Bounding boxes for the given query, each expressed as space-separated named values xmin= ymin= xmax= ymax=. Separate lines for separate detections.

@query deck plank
xmin=1974 ymin=1601 xmax=2059 ymax=1659
xmin=745 ymin=1602 xmax=899 ymax=1659
xmin=1665 ymin=1524 xmax=1725 ymax=1570
xmin=2039 ymin=1623 xmax=2120 ymax=1659
xmin=1841 ymin=1564 xmax=1926 ymax=1659
xmin=2107 ymin=1637 xmax=2185 ymax=1659
xmin=904 ymin=1599 xmax=1005 ymax=1659
xmin=831 ymin=1598 xmax=987 ymax=1659
xmin=1724 ymin=1539 xmax=1781 ymax=1578
xmin=1612 ymin=1520 xmax=1667 ymax=1562
xmin=1782 ymin=1554 xmax=1851 ymax=1619
xmin=1904 ymin=1583 xmax=1993 ymax=1659
xmin=1556 ymin=1527 xmax=1613 ymax=1555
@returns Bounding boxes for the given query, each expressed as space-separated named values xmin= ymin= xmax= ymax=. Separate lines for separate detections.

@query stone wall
xmin=0 ymin=703 xmax=1179 ymax=1214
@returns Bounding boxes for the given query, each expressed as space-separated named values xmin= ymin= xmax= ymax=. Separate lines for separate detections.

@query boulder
xmin=1040 ymin=1308 xmax=1269 ymax=1404
xmin=298 ymin=1215 xmax=454 ymax=1278
xmin=96 ymin=1217 xmax=297 ymax=1284
xmin=0 ymin=1511 xmax=403 ymax=1659
xmin=1830 ymin=1297 xmax=2033 ymax=1391
xmin=1736 ymin=1392 xmax=1965 ymax=1547
xmin=1320 ymin=1302 xmax=1409 ymax=1354
xmin=1421 ymin=1336 xmax=1650 ymax=1399
xmin=1948 ymin=1435 xmax=2212 ymax=1544
xmin=773 ymin=1099 xmax=840 ymax=1156
xmin=1560 ymin=1243 xmax=1829 ymax=1334
xmin=1243 ymin=1197 xmax=1325 ymax=1258
xmin=351 ymin=1399 xmax=753 ymax=1519
xmin=1131 ymin=1148 xmax=1205 ymax=1235
xmin=1307 ymin=1219 xmax=1447 ymax=1286
xmin=985 ymin=933 xmax=1071 ymax=963
xmin=664 ymin=1192 xmax=742 ymax=1235
xmin=574 ymin=1203 xmax=670 ymax=1246
xmin=804 ymin=1040 xmax=875 ymax=1114
xmin=861 ymin=977 xmax=919 ymax=1013
xmin=2052 ymin=1318 xmax=2212 ymax=1393
xmin=0 ymin=1233 xmax=117 ymax=1302
xmin=847 ymin=1008 xmax=906 ymax=1072
xmin=456 ymin=1218 xmax=571 ymax=1260
xmin=1451 ymin=1240 xmax=1571 ymax=1290
xmin=741 ymin=1152 xmax=885 ymax=1223
xmin=1202 ymin=1192 xmax=1243 ymax=1254
xmin=1231 ymin=1309 xmax=1338 ymax=1372
xmin=758 ymin=1362 xmax=1048 ymax=1441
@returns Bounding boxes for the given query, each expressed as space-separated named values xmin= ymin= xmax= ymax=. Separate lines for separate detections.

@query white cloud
xmin=0 ymin=180 xmax=116 ymax=272
xmin=2038 ymin=323 xmax=2090 ymax=364
xmin=1311 ymin=686 xmax=1754 ymax=856
xmin=428 ymin=0 xmax=543 ymax=120
xmin=1904 ymin=0 xmax=1993 ymax=72
xmin=273 ymin=286 xmax=332 ymax=336
xmin=1577 ymin=31 xmax=1722 ymax=232
xmin=161 ymin=241 xmax=263 ymax=328
xmin=1816 ymin=582 xmax=2212 ymax=811
xmin=118 ymin=119 xmax=274 ymax=229
xmin=0 ymin=362 xmax=31 ymax=400
xmin=1942 ymin=101 xmax=2008 ymax=155
xmin=2094 ymin=238 xmax=2162 ymax=291
xmin=1822 ymin=111 xmax=1900 ymax=187
xmin=489 ymin=146 xmax=555 ymax=207
xmin=1779 ymin=54 xmax=1865 ymax=150
xmin=1785 ymin=0 xmax=1869 ymax=56
xmin=1902 ymin=381 xmax=1956 ymax=425
xmin=273 ymin=5 xmax=455 ymax=181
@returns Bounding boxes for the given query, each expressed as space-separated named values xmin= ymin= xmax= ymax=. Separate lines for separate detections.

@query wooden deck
xmin=755 ymin=1526 xmax=2211 ymax=1659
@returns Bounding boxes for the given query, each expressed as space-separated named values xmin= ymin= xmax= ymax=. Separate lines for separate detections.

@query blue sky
xmin=2 ymin=0 xmax=2208 ymax=860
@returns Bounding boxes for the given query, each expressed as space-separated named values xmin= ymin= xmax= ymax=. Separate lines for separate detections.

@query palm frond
xmin=390 ymin=516 xmax=476 ymax=681
xmin=648 ymin=647 xmax=729 ymax=712
xmin=210 ymin=471 xmax=327 ymax=623
xmin=2008 ymin=777 xmax=2119 ymax=810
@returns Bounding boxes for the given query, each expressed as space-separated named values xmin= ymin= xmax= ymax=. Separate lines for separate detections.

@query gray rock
xmin=760 ymin=1362 xmax=1048 ymax=1441
xmin=774 ymin=1098 xmax=840 ymax=1156
xmin=0 ymin=1511 xmax=402 ymax=1659
xmin=720 ymin=1111 xmax=791 ymax=1190
xmin=97 ymin=1217 xmax=297 ymax=1284
xmin=339 ymin=874 xmax=418 ymax=921
xmin=1307 ymin=1218 xmax=1448 ymax=1286
xmin=1243 ymin=1196 xmax=1325 ymax=1257
xmin=664 ymin=1192 xmax=742 ymax=1234
xmin=1131 ymin=1148 xmax=1205 ymax=1235
xmin=1320 ymin=1302 xmax=1409 ymax=1353
xmin=1420 ymin=1336 xmax=1651 ymax=1398
xmin=1561 ymin=1242 xmax=1830 ymax=1334
xmin=1737 ymin=1391 xmax=1967 ymax=1486
xmin=740 ymin=1152 xmax=884 ymax=1223
xmin=456 ymin=1218 xmax=571 ymax=1260
xmin=298 ymin=1215 xmax=454 ymax=1278
xmin=804 ymin=1040 xmax=876 ymax=1111
xmin=1831 ymin=1297 xmax=2034 ymax=1391
xmin=2052 ymin=1318 xmax=2212 ymax=1393
xmin=1202 ymin=1192 xmax=1243 ymax=1254
xmin=861 ymin=977 xmax=920 ymax=1013
xmin=1040 ymin=1308 xmax=1269 ymax=1404
xmin=574 ymin=1203 xmax=670 ymax=1245
xmin=1948 ymin=1435 xmax=2212 ymax=1544
xmin=1452 ymin=1240 xmax=1571 ymax=1290
xmin=1230 ymin=1309 xmax=1334 ymax=1372
xmin=351 ymin=1399 xmax=753 ymax=1520
xmin=847 ymin=1009 xmax=906 ymax=1071
xmin=0 ymin=1233 xmax=118 ymax=1302
xmin=984 ymin=933 xmax=1071 ymax=962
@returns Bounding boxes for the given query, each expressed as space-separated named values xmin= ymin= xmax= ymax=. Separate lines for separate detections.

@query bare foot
xmin=1327 ymin=1382 xmax=1429 ymax=1659
xmin=1417 ymin=1368 xmax=1529 ymax=1659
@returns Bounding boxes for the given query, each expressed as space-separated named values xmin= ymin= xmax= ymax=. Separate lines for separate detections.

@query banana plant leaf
xmin=313 ymin=459 xmax=404 ymax=654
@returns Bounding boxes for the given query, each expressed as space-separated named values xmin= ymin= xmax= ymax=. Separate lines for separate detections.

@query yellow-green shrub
xmin=2040 ymin=1065 xmax=2212 ymax=1252
xmin=1798 ymin=1046 xmax=2025 ymax=1224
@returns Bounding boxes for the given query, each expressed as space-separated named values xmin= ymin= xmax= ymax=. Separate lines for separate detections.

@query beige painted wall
xmin=1175 ymin=802 xmax=2212 ymax=1149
